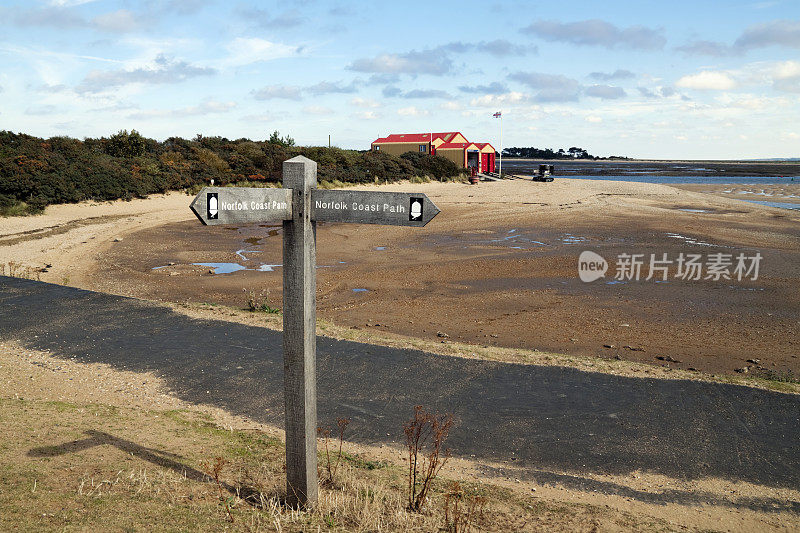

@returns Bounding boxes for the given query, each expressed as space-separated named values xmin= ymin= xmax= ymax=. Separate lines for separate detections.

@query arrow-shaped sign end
xmin=422 ymin=196 xmax=441 ymax=226
xmin=190 ymin=190 xmax=209 ymax=226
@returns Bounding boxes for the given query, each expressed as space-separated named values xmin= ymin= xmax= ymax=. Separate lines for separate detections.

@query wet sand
xmin=674 ymin=183 xmax=800 ymax=206
xmin=11 ymin=178 xmax=789 ymax=377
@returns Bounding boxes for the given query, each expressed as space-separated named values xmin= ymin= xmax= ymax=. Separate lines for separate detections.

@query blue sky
xmin=0 ymin=0 xmax=798 ymax=159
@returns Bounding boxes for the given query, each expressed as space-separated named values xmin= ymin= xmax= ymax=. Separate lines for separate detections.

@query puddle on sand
xmin=487 ymin=229 xmax=552 ymax=248
xmin=560 ymin=234 xmax=588 ymax=245
xmin=236 ymin=249 xmax=261 ymax=260
xmin=374 ymin=246 xmax=386 ymax=251
xmin=678 ymin=208 xmax=709 ymax=213
xmin=741 ymin=200 xmax=800 ymax=211
xmin=151 ymin=262 xmax=283 ymax=274
xmin=664 ymin=232 xmax=724 ymax=248
xmin=351 ymin=288 xmax=369 ymax=292
xmin=194 ymin=262 xmax=248 ymax=274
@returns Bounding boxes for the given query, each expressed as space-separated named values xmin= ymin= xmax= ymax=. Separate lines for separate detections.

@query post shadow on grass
xmin=29 ymin=430 xmax=210 ymax=483
xmin=27 ymin=430 xmax=278 ymax=507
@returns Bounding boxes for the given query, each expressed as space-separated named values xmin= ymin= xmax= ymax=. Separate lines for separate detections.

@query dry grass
xmin=0 ymin=396 xmax=653 ymax=532
xmin=1 ymin=261 xmax=42 ymax=281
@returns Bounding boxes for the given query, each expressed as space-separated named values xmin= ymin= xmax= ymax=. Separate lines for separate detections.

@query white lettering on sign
xmin=384 ymin=203 xmax=405 ymax=213
xmin=315 ymin=200 xmax=349 ymax=210
xmin=333 ymin=203 xmax=407 ymax=213
xmin=219 ymin=200 xmax=288 ymax=211
xmin=250 ymin=200 xmax=289 ymax=211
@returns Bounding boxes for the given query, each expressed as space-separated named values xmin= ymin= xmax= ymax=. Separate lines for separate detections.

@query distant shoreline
xmin=503 ymin=157 xmax=800 ymax=165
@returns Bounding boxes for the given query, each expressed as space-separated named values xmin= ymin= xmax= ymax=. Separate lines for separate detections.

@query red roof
xmin=473 ymin=142 xmax=495 ymax=150
xmin=432 ymin=132 xmax=464 ymax=142
xmin=372 ymin=131 xmax=464 ymax=144
xmin=436 ymin=142 xmax=471 ymax=149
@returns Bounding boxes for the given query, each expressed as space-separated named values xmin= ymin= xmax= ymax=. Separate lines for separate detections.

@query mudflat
xmin=2 ymin=178 xmax=798 ymax=376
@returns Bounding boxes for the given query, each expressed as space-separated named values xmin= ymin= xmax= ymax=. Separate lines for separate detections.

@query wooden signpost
xmin=190 ymin=156 xmax=439 ymax=508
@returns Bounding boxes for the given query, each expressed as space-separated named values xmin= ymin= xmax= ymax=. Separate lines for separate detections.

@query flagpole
xmin=499 ymin=110 xmax=503 ymax=177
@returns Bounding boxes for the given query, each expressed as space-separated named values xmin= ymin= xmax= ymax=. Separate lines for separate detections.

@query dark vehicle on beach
xmin=532 ymin=164 xmax=554 ymax=182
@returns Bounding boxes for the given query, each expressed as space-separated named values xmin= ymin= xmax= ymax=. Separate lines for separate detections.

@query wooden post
xmin=282 ymin=155 xmax=318 ymax=508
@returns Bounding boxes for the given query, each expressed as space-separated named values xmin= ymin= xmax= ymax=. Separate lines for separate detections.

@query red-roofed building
xmin=371 ymin=131 xmax=496 ymax=173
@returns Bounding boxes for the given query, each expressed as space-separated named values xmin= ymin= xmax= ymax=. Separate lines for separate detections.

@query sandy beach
xmin=2 ymin=178 xmax=798 ymax=377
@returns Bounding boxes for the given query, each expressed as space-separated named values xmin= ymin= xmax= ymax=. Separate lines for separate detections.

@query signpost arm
xmin=282 ymin=155 xmax=318 ymax=508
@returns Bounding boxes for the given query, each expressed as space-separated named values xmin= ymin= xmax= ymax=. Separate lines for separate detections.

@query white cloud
xmin=350 ymin=97 xmax=380 ymax=108
xmin=348 ymin=51 xmax=452 ymax=76
xmin=354 ymin=111 xmax=379 ymax=120
xmin=252 ymin=85 xmax=302 ymax=100
xmin=676 ymin=71 xmax=737 ymax=90
xmin=128 ymin=99 xmax=235 ymax=119
xmin=522 ymin=19 xmax=666 ymax=50
xmin=397 ymin=106 xmax=428 ymax=117
xmin=586 ymin=116 xmax=602 ymax=123
xmin=585 ymin=84 xmax=626 ymax=99
xmin=773 ymin=60 xmax=800 ymax=79
xmin=240 ymin=112 xmax=289 ymax=123
xmin=222 ymin=38 xmax=299 ymax=68
xmin=715 ymin=93 xmax=793 ymax=110
xmin=306 ymin=80 xmax=357 ymax=95
xmin=469 ymin=91 xmax=529 ymax=107
xmin=49 ymin=0 xmax=98 ymax=5
xmin=92 ymin=9 xmax=142 ymax=33
xmin=303 ymin=105 xmax=333 ymax=115
xmin=735 ymin=19 xmax=800 ymax=49
xmin=440 ymin=101 xmax=462 ymax=110
xmin=507 ymin=71 xmax=581 ymax=102
xmin=76 ymin=55 xmax=216 ymax=94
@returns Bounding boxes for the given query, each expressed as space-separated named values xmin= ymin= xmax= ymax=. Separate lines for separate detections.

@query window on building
xmin=374 ymin=145 xmax=380 ymax=151
xmin=419 ymin=145 xmax=427 ymax=153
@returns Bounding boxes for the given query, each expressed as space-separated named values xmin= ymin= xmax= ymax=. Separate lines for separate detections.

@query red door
xmin=481 ymin=153 xmax=488 ymax=172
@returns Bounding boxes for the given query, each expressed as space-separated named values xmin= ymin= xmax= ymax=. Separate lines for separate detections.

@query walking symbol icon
xmin=409 ymin=197 xmax=423 ymax=221
xmin=207 ymin=193 xmax=218 ymax=220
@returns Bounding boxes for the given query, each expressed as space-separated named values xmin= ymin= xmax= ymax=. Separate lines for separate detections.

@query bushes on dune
xmin=0 ymin=130 xmax=465 ymax=215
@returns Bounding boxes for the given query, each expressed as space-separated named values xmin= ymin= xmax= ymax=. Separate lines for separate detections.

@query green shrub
xmin=105 ymin=130 xmax=147 ymax=158
xmin=0 ymin=130 xmax=465 ymax=212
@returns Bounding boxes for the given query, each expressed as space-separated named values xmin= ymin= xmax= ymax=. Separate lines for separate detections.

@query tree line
xmin=501 ymin=146 xmax=629 ymax=160
xmin=0 ymin=130 xmax=463 ymax=215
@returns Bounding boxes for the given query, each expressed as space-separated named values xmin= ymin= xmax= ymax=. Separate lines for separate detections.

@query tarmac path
xmin=1 ymin=276 xmax=798 ymax=509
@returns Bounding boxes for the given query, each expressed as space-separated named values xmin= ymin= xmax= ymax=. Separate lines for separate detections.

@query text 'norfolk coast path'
xmin=190 ymin=187 xmax=440 ymax=227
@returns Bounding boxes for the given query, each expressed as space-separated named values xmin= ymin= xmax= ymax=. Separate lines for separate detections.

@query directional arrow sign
xmin=191 ymin=187 xmax=440 ymax=227
xmin=190 ymin=187 xmax=292 ymax=225
xmin=312 ymin=189 xmax=439 ymax=226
